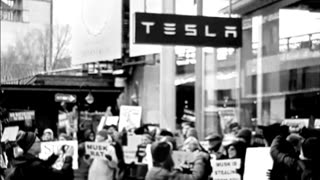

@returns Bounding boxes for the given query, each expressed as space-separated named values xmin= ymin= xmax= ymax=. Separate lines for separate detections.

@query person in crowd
xmin=224 ymin=140 xmax=247 ymax=178
xmin=181 ymin=121 xmax=194 ymax=140
xmin=186 ymin=128 xmax=198 ymax=140
xmin=205 ymin=134 xmax=226 ymax=160
xmin=228 ymin=122 xmax=241 ymax=136
xmin=6 ymin=131 xmax=74 ymax=180
xmin=103 ymin=125 xmax=125 ymax=180
xmin=88 ymin=129 xmax=118 ymax=180
xmin=299 ymin=137 xmax=320 ymax=180
xmin=83 ymin=129 xmax=95 ymax=143
xmin=269 ymin=129 xmax=303 ymax=180
xmin=236 ymin=128 xmax=252 ymax=147
xmin=181 ymin=136 xmax=212 ymax=180
xmin=251 ymin=132 xmax=268 ymax=147
xmin=41 ymin=128 xmax=55 ymax=142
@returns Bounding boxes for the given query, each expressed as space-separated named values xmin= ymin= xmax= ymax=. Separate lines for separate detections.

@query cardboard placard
xmin=85 ymin=142 xmax=115 ymax=158
xmin=118 ymin=106 xmax=142 ymax=131
xmin=39 ymin=140 xmax=78 ymax=169
xmin=212 ymin=158 xmax=241 ymax=180
xmin=1 ymin=126 xmax=19 ymax=142
xmin=243 ymin=147 xmax=273 ymax=180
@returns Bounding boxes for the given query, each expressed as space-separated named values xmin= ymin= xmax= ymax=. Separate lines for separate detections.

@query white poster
xmin=243 ymin=147 xmax=273 ymax=180
xmin=84 ymin=142 xmax=116 ymax=159
xmin=71 ymin=0 xmax=122 ymax=64
xmin=1 ymin=126 xmax=19 ymax=142
xmin=118 ymin=106 xmax=142 ymax=131
xmin=123 ymin=146 xmax=138 ymax=164
xmin=39 ymin=141 xmax=78 ymax=169
xmin=212 ymin=158 xmax=241 ymax=180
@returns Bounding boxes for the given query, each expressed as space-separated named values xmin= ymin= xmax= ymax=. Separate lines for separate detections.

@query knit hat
xmin=151 ymin=141 xmax=171 ymax=163
xmin=97 ymin=129 xmax=109 ymax=139
xmin=16 ymin=131 xmax=37 ymax=152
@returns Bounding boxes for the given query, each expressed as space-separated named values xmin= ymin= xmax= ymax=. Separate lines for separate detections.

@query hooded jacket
xmin=7 ymin=153 xmax=73 ymax=180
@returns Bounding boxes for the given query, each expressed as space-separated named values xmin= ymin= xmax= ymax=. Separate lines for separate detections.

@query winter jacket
xmin=8 ymin=153 xmax=73 ymax=180
xmin=270 ymin=135 xmax=302 ymax=180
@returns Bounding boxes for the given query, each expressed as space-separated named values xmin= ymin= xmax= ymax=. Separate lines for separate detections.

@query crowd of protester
xmin=0 ymin=118 xmax=320 ymax=180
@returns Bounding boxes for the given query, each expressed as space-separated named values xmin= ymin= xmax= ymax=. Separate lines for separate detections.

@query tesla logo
xmin=134 ymin=13 xmax=242 ymax=47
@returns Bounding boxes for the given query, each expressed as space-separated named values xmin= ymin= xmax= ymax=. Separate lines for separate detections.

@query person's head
xmin=58 ymin=133 xmax=71 ymax=141
xmin=181 ymin=121 xmax=193 ymax=136
xmin=237 ymin=128 xmax=252 ymax=147
xmin=205 ymin=134 xmax=222 ymax=152
xmin=142 ymin=134 xmax=153 ymax=145
xmin=84 ymin=129 xmax=95 ymax=141
xmin=183 ymin=136 xmax=200 ymax=152
xmin=301 ymin=137 xmax=320 ymax=160
xmin=225 ymin=140 xmax=246 ymax=159
xmin=229 ymin=122 xmax=241 ymax=135
xmin=151 ymin=141 xmax=174 ymax=171
xmin=103 ymin=125 xmax=118 ymax=140
xmin=16 ymin=131 xmax=41 ymax=155
xmin=96 ymin=129 xmax=112 ymax=143
xmin=42 ymin=128 xmax=54 ymax=141
xmin=186 ymin=128 xmax=198 ymax=140
xmin=286 ymin=133 xmax=304 ymax=155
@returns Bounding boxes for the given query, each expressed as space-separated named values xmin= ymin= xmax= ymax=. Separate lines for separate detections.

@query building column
xmin=159 ymin=0 xmax=176 ymax=131
xmin=195 ymin=0 xmax=205 ymax=140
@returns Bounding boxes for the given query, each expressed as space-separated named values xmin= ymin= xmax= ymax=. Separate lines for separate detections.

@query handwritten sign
xmin=39 ymin=141 xmax=78 ymax=169
xmin=123 ymin=146 xmax=138 ymax=164
xmin=243 ymin=148 xmax=273 ymax=180
xmin=1 ymin=126 xmax=19 ymax=142
xmin=118 ymin=106 xmax=142 ymax=131
xmin=85 ymin=142 xmax=114 ymax=158
xmin=212 ymin=159 xmax=241 ymax=180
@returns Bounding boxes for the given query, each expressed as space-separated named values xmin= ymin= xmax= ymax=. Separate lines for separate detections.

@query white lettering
xmin=141 ymin=21 xmax=155 ymax=34
xmin=205 ymin=25 xmax=216 ymax=37
xmin=225 ymin=26 xmax=237 ymax=38
xmin=185 ymin=24 xmax=197 ymax=36
xmin=164 ymin=23 xmax=176 ymax=35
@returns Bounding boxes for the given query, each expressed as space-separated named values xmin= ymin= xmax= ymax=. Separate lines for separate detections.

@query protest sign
xmin=85 ymin=142 xmax=115 ymax=158
xmin=172 ymin=151 xmax=194 ymax=169
xmin=118 ymin=106 xmax=142 ymax=131
xmin=1 ymin=126 xmax=19 ymax=142
xmin=212 ymin=158 xmax=241 ymax=180
xmin=123 ymin=146 xmax=138 ymax=164
xmin=127 ymin=135 xmax=145 ymax=148
xmin=106 ymin=116 xmax=119 ymax=126
xmin=243 ymin=147 xmax=273 ymax=180
xmin=218 ymin=108 xmax=237 ymax=133
xmin=39 ymin=140 xmax=78 ymax=169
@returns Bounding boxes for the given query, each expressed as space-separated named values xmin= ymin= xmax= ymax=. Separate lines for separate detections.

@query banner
xmin=218 ymin=108 xmax=237 ymax=133
xmin=118 ymin=106 xmax=142 ymax=131
xmin=243 ymin=148 xmax=273 ymax=180
xmin=212 ymin=158 xmax=241 ymax=180
xmin=84 ymin=142 xmax=116 ymax=159
xmin=39 ymin=141 xmax=78 ymax=169
xmin=9 ymin=111 xmax=35 ymax=122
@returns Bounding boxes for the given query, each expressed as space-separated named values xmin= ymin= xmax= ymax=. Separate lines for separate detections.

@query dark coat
xmin=7 ymin=153 xmax=73 ymax=180
xmin=270 ymin=135 xmax=301 ymax=180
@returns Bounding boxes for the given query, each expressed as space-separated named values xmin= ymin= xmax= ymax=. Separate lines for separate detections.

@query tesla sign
xmin=133 ymin=13 xmax=242 ymax=47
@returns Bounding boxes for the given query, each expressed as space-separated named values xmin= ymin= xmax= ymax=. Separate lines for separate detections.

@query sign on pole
xmin=55 ymin=93 xmax=77 ymax=103
xmin=118 ymin=106 xmax=142 ymax=131
xmin=133 ymin=13 xmax=242 ymax=47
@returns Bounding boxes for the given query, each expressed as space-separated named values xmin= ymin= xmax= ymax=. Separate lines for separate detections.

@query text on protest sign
xmin=212 ymin=158 xmax=241 ymax=180
xmin=85 ymin=142 xmax=113 ymax=158
xmin=39 ymin=140 xmax=78 ymax=169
